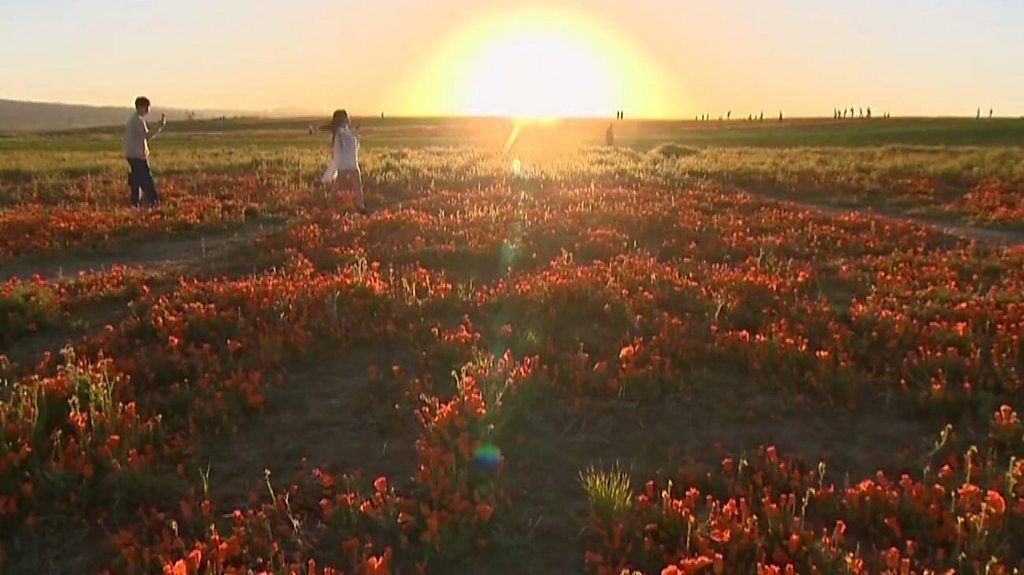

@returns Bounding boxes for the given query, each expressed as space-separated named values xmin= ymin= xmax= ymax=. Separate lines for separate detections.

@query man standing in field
xmin=124 ymin=96 xmax=166 ymax=208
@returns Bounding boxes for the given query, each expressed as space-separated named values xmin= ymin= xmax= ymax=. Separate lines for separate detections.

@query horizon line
xmin=3 ymin=96 xmax=1020 ymax=123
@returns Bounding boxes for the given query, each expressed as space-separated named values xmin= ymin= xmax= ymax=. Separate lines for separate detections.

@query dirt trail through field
xmin=0 ymin=220 xmax=282 ymax=283
xmin=732 ymin=183 xmax=1024 ymax=246
xmin=0 ymin=221 xmax=283 ymax=368
xmin=198 ymin=347 xmax=420 ymax=510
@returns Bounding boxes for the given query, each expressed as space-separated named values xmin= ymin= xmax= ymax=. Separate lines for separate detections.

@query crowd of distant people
xmin=686 ymin=106 xmax=1001 ymax=124
xmin=692 ymin=107 xmax=894 ymax=122
xmin=687 ymin=107 xmax=999 ymax=123
xmin=829 ymin=107 xmax=892 ymax=119
xmin=692 ymin=110 xmax=783 ymax=123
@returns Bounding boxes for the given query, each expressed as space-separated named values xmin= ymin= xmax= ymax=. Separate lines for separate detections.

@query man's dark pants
xmin=127 ymin=158 xmax=158 ymax=207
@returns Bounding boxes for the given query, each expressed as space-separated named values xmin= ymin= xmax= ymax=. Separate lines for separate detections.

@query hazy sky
xmin=2 ymin=0 xmax=1021 ymax=118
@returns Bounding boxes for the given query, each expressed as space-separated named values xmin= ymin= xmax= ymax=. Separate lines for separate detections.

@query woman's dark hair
xmin=331 ymin=110 xmax=349 ymax=130
xmin=329 ymin=109 xmax=349 ymax=146
xmin=135 ymin=96 xmax=151 ymax=109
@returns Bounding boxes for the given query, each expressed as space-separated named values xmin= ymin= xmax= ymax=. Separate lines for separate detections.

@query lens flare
xmin=473 ymin=444 xmax=502 ymax=468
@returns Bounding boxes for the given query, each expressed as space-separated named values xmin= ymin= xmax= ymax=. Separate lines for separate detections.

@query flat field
xmin=1 ymin=117 xmax=1023 ymax=574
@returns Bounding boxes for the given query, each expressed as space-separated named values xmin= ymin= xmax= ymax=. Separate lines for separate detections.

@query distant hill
xmin=0 ymin=99 xmax=304 ymax=133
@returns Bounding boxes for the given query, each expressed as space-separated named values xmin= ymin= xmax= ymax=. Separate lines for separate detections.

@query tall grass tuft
xmin=580 ymin=463 xmax=633 ymax=526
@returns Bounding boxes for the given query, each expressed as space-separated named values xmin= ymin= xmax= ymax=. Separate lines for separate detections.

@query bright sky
xmin=2 ymin=0 xmax=1022 ymax=118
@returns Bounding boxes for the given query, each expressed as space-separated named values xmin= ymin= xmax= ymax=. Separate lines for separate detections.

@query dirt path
xmin=0 ymin=220 xmax=282 ymax=282
xmin=0 ymin=221 xmax=284 ymax=369
xmin=198 ymin=347 xmax=420 ymax=510
xmin=728 ymin=183 xmax=1024 ymax=246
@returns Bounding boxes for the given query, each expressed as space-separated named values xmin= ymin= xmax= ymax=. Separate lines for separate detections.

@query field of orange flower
xmin=0 ymin=122 xmax=1022 ymax=574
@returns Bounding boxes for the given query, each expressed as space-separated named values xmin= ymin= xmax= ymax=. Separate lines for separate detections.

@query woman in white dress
xmin=321 ymin=109 xmax=367 ymax=213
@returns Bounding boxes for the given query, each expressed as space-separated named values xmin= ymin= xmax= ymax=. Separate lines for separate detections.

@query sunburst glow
xmin=407 ymin=9 xmax=677 ymax=119
xmin=461 ymin=27 xmax=614 ymax=118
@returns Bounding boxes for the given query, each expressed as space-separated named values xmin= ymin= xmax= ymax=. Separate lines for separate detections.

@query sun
xmin=405 ymin=8 xmax=676 ymax=119
xmin=460 ymin=24 xmax=614 ymax=118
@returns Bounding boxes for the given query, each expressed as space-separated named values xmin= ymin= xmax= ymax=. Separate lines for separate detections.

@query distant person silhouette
xmin=727 ymin=110 xmax=732 ymax=120
xmin=124 ymin=96 xmax=165 ymax=208
xmin=778 ymin=111 xmax=783 ymax=122
xmin=989 ymin=108 xmax=993 ymax=119
xmin=977 ymin=108 xmax=981 ymax=119
xmin=867 ymin=107 xmax=872 ymax=119
xmin=759 ymin=111 xmax=764 ymax=122
xmin=606 ymin=123 xmax=615 ymax=146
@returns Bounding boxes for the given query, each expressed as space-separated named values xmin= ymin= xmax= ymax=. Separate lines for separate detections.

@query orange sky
xmin=2 ymin=0 xmax=1021 ymax=118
